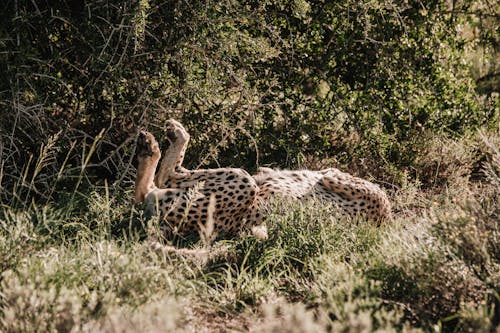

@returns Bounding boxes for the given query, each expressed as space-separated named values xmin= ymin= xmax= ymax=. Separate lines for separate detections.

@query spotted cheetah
xmin=135 ymin=119 xmax=391 ymax=239
xmin=135 ymin=121 xmax=261 ymax=238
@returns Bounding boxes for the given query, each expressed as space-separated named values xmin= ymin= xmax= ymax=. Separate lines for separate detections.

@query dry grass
xmin=0 ymin=129 xmax=499 ymax=332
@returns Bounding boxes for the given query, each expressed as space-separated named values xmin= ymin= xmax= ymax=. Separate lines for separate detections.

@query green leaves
xmin=1 ymin=0 xmax=497 ymax=197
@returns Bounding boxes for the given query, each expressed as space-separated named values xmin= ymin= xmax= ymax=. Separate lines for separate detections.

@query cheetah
xmin=135 ymin=119 xmax=392 ymax=239
xmin=135 ymin=121 xmax=261 ymax=238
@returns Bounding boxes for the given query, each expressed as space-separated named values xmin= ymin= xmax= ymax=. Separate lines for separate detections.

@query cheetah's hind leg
xmin=135 ymin=130 xmax=161 ymax=204
xmin=155 ymin=119 xmax=191 ymax=187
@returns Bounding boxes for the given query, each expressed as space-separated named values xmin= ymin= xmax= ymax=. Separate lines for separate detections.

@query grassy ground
xmin=0 ymin=130 xmax=499 ymax=333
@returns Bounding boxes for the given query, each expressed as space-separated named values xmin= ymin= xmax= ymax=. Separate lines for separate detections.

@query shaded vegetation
xmin=0 ymin=0 xmax=498 ymax=203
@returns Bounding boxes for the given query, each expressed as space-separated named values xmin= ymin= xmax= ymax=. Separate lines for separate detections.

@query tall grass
xmin=0 ymin=129 xmax=499 ymax=332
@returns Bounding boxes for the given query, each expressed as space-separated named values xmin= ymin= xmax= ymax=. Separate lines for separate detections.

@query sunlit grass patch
xmin=1 ymin=133 xmax=499 ymax=332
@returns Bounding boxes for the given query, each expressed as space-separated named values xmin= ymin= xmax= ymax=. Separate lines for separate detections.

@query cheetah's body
xmin=145 ymin=168 xmax=258 ymax=235
xmin=136 ymin=120 xmax=260 ymax=237
xmin=253 ymin=168 xmax=391 ymax=222
xmin=135 ymin=119 xmax=391 ymax=239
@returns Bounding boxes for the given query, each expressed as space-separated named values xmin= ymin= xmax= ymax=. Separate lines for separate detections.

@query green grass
xmin=1 ymin=134 xmax=499 ymax=332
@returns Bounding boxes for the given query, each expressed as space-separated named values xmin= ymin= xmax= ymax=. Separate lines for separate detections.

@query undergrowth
xmin=0 ymin=130 xmax=499 ymax=332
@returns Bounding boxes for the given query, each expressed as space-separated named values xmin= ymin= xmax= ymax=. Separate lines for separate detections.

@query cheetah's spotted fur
xmin=136 ymin=120 xmax=259 ymax=237
xmin=250 ymin=167 xmax=391 ymax=223
xmin=135 ymin=119 xmax=391 ymax=238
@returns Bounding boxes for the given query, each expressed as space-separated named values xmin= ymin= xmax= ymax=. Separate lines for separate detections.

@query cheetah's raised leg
xmin=155 ymin=119 xmax=190 ymax=187
xmin=135 ymin=130 xmax=161 ymax=203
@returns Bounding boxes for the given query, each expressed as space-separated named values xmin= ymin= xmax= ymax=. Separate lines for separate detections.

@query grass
xmin=0 ymin=131 xmax=499 ymax=332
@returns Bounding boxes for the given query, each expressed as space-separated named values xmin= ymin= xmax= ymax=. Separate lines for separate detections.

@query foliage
xmin=0 ymin=0 xmax=498 ymax=202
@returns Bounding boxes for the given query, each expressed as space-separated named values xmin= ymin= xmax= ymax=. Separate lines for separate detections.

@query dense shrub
xmin=0 ymin=0 xmax=497 ymax=202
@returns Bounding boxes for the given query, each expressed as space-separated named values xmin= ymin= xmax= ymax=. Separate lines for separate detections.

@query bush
xmin=0 ymin=0 xmax=497 ymax=202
